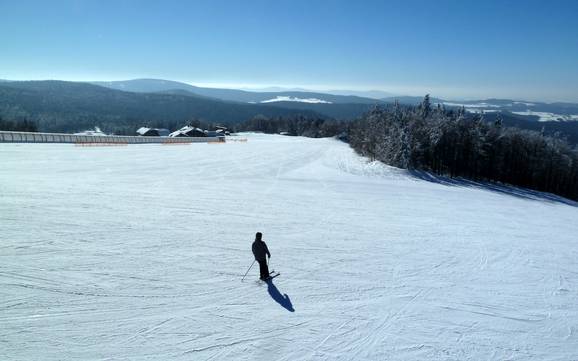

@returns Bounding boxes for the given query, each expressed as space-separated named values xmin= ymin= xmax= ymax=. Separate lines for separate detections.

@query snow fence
xmin=0 ymin=131 xmax=225 ymax=145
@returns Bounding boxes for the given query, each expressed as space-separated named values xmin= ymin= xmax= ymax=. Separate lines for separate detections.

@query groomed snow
xmin=1 ymin=134 xmax=577 ymax=360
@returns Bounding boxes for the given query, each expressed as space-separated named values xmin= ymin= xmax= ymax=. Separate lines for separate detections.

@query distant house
xmin=169 ymin=126 xmax=207 ymax=138
xmin=136 ymin=127 xmax=170 ymax=137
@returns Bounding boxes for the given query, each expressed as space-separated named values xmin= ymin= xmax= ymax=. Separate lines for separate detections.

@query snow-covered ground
xmin=260 ymin=96 xmax=332 ymax=104
xmin=442 ymin=102 xmax=502 ymax=108
xmin=1 ymin=134 xmax=577 ymax=360
xmin=512 ymin=110 xmax=578 ymax=122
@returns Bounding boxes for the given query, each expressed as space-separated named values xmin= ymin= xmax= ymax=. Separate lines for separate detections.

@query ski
xmin=257 ymin=272 xmax=280 ymax=283
xmin=266 ymin=273 xmax=280 ymax=280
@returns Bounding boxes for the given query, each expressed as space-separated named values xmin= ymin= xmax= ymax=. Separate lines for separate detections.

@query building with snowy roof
xmin=136 ymin=127 xmax=170 ymax=137
xmin=168 ymin=126 xmax=207 ymax=138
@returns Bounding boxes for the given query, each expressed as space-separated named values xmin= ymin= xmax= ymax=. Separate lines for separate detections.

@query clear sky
xmin=1 ymin=0 xmax=578 ymax=101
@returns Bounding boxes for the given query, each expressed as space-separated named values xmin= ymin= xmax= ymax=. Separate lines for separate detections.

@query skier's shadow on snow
xmin=266 ymin=279 xmax=294 ymax=312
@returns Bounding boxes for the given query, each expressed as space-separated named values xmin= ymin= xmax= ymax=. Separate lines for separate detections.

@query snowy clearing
xmin=465 ymin=109 xmax=499 ymax=114
xmin=260 ymin=96 xmax=332 ymax=104
xmin=1 ymin=133 xmax=577 ymax=360
xmin=442 ymin=102 xmax=502 ymax=108
xmin=512 ymin=110 xmax=578 ymax=122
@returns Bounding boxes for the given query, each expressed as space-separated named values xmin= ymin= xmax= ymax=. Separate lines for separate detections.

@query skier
xmin=252 ymin=232 xmax=271 ymax=280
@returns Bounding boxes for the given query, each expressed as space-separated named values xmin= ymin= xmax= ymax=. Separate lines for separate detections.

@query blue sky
xmin=1 ymin=0 xmax=577 ymax=101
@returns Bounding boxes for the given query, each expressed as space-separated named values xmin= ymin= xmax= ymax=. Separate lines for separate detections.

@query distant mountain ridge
xmin=95 ymin=79 xmax=578 ymax=122
xmin=1 ymin=79 xmax=578 ymax=144
xmin=93 ymin=79 xmax=382 ymax=105
xmin=383 ymin=96 xmax=578 ymax=122
xmin=0 ymin=80 xmax=325 ymax=134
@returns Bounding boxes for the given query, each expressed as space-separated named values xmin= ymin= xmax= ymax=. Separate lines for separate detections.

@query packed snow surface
xmin=1 ymin=134 xmax=577 ymax=360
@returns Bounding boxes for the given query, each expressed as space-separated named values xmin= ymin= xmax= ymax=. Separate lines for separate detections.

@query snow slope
xmin=1 ymin=134 xmax=577 ymax=360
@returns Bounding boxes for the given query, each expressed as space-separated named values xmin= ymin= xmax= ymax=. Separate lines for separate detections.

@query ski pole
xmin=241 ymin=260 xmax=256 ymax=282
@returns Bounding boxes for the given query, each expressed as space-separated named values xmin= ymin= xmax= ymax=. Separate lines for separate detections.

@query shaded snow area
xmin=1 ymin=134 xmax=578 ymax=360
xmin=260 ymin=96 xmax=332 ymax=104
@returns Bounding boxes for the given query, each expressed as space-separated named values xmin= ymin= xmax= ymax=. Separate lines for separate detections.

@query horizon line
xmin=1 ymin=76 xmax=576 ymax=103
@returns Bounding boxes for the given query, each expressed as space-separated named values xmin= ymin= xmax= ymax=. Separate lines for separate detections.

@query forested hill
xmin=0 ymin=81 xmax=325 ymax=134
xmin=479 ymin=112 xmax=578 ymax=146
xmin=2 ymin=80 xmax=578 ymax=144
xmin=93 ymin=78 xmax=381 ymax=104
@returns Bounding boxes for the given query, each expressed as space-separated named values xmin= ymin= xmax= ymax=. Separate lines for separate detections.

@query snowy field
xmin=1 ymin=133 xmax=577 ymax=360
xmin=511 ymin=111 xmax=578 ymax=122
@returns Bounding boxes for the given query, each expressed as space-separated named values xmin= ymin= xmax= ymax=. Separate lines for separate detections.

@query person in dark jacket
xmin=252 ymin=232 xmax=271 ymax=280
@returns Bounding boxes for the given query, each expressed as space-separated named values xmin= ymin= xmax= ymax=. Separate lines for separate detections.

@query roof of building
xmin=137 ymin=127 xmax=171 ymax=136
xmin=169 ymin=126 xmax=206 ymax=137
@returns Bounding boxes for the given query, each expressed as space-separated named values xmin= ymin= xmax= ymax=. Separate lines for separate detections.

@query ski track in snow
xmin=1 ymin=133 xmax=577 ymax=360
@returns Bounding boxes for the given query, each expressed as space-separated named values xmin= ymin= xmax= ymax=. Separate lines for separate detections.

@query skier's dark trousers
xmin=252 ymin=232 xmax=271 ymax=280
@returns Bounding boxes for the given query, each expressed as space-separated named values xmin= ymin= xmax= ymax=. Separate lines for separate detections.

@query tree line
xmin=0 ymin=81 xmax=322 ymax=135
xmin=2 ymin=93 xmax=577 ymax=201
xmin=236 ymin=114 xmax=346 ymax=138
xmin=239 ymin=96 xmax=578 ymax=201
xmin=0 ymin=116 xmax=38 ymax=132
xmin=348 ymin=96 xmax=578 ymax=201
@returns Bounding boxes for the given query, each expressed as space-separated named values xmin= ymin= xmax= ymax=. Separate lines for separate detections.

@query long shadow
xmin=266 ymin=279 xmax=295 ymax=312
xmin=409 ymin=170 xmax=578 ymax=207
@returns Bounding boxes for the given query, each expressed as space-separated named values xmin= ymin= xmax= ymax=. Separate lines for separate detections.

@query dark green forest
xmin=0 ymin=117 xmax=38 ymax=132
xmin=0 ymin=81 xmax=322 ymax=135
xmin=2 ymin=81 xmax=578 ymax=144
